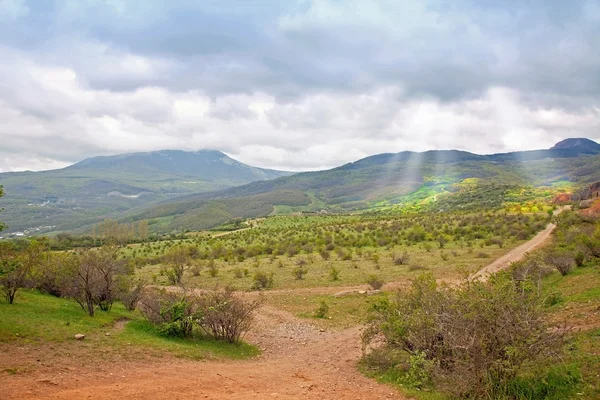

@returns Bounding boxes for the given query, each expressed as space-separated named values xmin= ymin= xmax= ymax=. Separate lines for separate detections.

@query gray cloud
xmin=0 ymin=0 xmax=599 ymax=172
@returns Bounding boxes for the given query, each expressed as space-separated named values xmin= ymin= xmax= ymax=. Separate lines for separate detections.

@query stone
xmin=74 ymin=334 xmax=85 ymax=340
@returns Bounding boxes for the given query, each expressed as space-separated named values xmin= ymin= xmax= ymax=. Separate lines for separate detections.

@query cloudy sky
xmin=0 ymin=0 xmax=599 ymax=172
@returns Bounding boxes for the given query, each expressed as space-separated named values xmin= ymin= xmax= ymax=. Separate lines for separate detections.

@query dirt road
xmin=2 ymin=304 xmax=405 ymax=400
xmin=470 ymin=207 xmax=566 ymax=281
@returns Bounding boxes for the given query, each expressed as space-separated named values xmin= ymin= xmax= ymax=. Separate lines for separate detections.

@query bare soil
xmin=0 ymin=303 xmax=406 ymax=399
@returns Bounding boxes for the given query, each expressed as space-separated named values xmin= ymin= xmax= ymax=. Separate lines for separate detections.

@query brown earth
xmin=1 ymin=303 xmax=406 ymax=400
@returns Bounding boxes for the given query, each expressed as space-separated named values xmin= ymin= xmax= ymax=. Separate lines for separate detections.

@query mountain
xmin=125 ymin=139 xmax=600 ymax=232
xmin=551 ymin=138 xmax=600 ymax=152
xmin=0 ymin=150 xmax=292 ymax=235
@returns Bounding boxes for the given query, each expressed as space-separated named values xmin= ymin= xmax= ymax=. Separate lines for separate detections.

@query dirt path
xmin=2 ymin=304 xmax=405 ymax=400
xmin=470 ymin=207 xmax=567 ymax=282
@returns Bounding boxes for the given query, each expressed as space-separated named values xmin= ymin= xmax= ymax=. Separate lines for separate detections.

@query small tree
xmin=544 ymin=248 xmax=575 ymax=276
xmin=0 ymin=240 xmax=45 ymax=304
xmin=161 ymin=246 xmax=192 ymax=285
xmin=62 ymin=247 xmax=128 ymax=316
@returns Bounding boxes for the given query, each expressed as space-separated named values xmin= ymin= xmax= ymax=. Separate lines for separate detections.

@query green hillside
xmin=118 ymin=141 xmax=600 ymax=233
xmin=0 ymin=150 xmax=292 ymax=235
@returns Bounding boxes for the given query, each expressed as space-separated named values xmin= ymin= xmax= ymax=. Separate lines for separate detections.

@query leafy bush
xmin=329 ymin=266 xmax=340 ymax=281
xmin=363 ymin=274 xmax=563 ymax=398
xmin=314 ymin=300 xmax=329 ymax=318
xmin=251 ymin=271 xmax=274 ymax=290
xmin=293 ymin=266 xmax=308 ymax=280
xmin=366 ymin=275 xmax=384 ymax=290
xmin=139 ymin=288 xmax=196 ymax=338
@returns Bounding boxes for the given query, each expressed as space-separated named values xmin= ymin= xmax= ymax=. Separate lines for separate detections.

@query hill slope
xmin=127 ymin=140 xmax=600 ymax=232
xmin=0 ymin=150 xmax=292 ymax=235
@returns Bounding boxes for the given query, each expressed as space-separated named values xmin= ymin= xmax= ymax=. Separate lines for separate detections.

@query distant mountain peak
xmin=551 ymin=138 xmax=600 ymax=151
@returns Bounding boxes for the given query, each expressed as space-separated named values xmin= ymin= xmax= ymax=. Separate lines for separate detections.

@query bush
xmin=138 ymin=288 xmax=196 ymax=338
xmin=392 ymin=251 xmax=410 ymax=265
xmin=544 ymin=249 xmax=575 ymax=276
xmin=366 ymin=275 xmax=384 ymax=290
xmin=329 ymin=266 xmax=340 ymax=281
xmin=251 ymin=271 xmax=274 ymax=290
xmin=119 ymin=277 xmax=147 ymax=312
xmin=363 ymin=274 xmax=562 ymax=398
xmin=314 ymin=300 xmax=329 ymax=318
xmin=293 ymin=266 xmax=308 ymax=280
xmin=195 ymin=287 xmax=261 ymax=343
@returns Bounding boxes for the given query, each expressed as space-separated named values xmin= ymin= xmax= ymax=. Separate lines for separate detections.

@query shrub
xmin=138 ymin=288 xmax=196 ymax=338
xmin=251 ymin=271 xmax=274 ymax=290
xmin=329 ymin=266 xmax=340 ymax=281
xmin=233 ymin=267 xmax=244 ymax=278
xmin=207 ymin=260 xmax=219 ymax=277
xmin=293 ymin=266 xmax=308 ymax=280
xmin=393 ymin=251 xmax=410 ymax=265
xmin=119 ymin=276 xmax=148 ymax=312
xmin=544 ymin=249 xmax=575 ymax=276
xmin=363 ymin=274 xmax=562 ymax=398
xmin=195 ymin=287 xmax=261 ymax=343
xmin=366 ymin=275 xmax=384 ymax=290
xmin=314 ymin=300 xmax=329 ymax=318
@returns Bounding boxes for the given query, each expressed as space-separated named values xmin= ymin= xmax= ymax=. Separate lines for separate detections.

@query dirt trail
xmin=2 ymin=304 xmax=405 ymax=400
xmin=470 ymin=207 xmax=567 ymax=282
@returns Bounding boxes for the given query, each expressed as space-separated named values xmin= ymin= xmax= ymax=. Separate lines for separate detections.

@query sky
xmin=0 ymin=0 xmax=599 ymax=172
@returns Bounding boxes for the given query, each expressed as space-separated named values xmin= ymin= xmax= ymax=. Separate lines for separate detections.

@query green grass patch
xmin=0 ymin=290 xmax=258 ymax=360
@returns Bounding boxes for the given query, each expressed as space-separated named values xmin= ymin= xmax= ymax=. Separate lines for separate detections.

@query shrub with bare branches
xmin=363 ymin=273 xmax=562 ymax=398
xmin=195 ymin=287 xmax=261 ymax=343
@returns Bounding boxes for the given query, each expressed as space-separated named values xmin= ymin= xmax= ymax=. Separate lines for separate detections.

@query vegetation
xmin=362 ymin=274 xmax=563 ymax=398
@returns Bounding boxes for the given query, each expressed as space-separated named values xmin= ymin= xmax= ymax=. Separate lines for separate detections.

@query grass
xmin=0 ymin=290 xmax=259 ymax=360
xmin=542 ymin=261 xmax=600 ymax=399
xmin=265 ymin=292 xmax=386 ymax=329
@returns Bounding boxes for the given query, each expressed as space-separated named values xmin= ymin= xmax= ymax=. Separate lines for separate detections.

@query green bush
xmin=363 ymin=274 xmax=563 ymax=398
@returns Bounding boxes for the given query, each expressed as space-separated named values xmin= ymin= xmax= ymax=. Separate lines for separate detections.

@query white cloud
xmin=0 ymin=0 xmax=28 ymax=20
xmin=0 ymin=1 xmax=599 ymax=172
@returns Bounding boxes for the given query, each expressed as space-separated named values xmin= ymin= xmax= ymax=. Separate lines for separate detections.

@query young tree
xmin=62 ymin=247 xmax=128 ymax=316
xmin=0 ymin=240 xmax=46 ymax=304
xmin=0 ymin=185 xmax=5 ymax=232
xmin=161 ymin=246 xmax=192 ymax=285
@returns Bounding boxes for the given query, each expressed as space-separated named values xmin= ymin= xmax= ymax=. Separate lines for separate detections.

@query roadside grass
xmin=264 ymin=292 xmax=386 ymax=329
xmin=543 ymin=261 xmax=600 ymax=399
xmin=0 ymin=290 xmax=258 ymax=360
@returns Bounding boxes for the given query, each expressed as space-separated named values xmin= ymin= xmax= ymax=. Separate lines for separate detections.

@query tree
xmin=0 ymin=185 xmax=6 ymax=233
xmin=138 ymin=220 xmax=149 ymax=241
xmin=0 ymin=240 xmax=46 ymax=304
xmin=161 ymin=246 xmax=192 ymax=285
xmin=62 ymin=246 xmax=128 ymax=316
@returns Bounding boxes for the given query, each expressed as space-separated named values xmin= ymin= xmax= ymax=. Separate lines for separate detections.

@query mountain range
xmin=0 ymin=150 xmax=291 ymax=235
xmin=1 ymin=138 xmax=599 ymax=236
